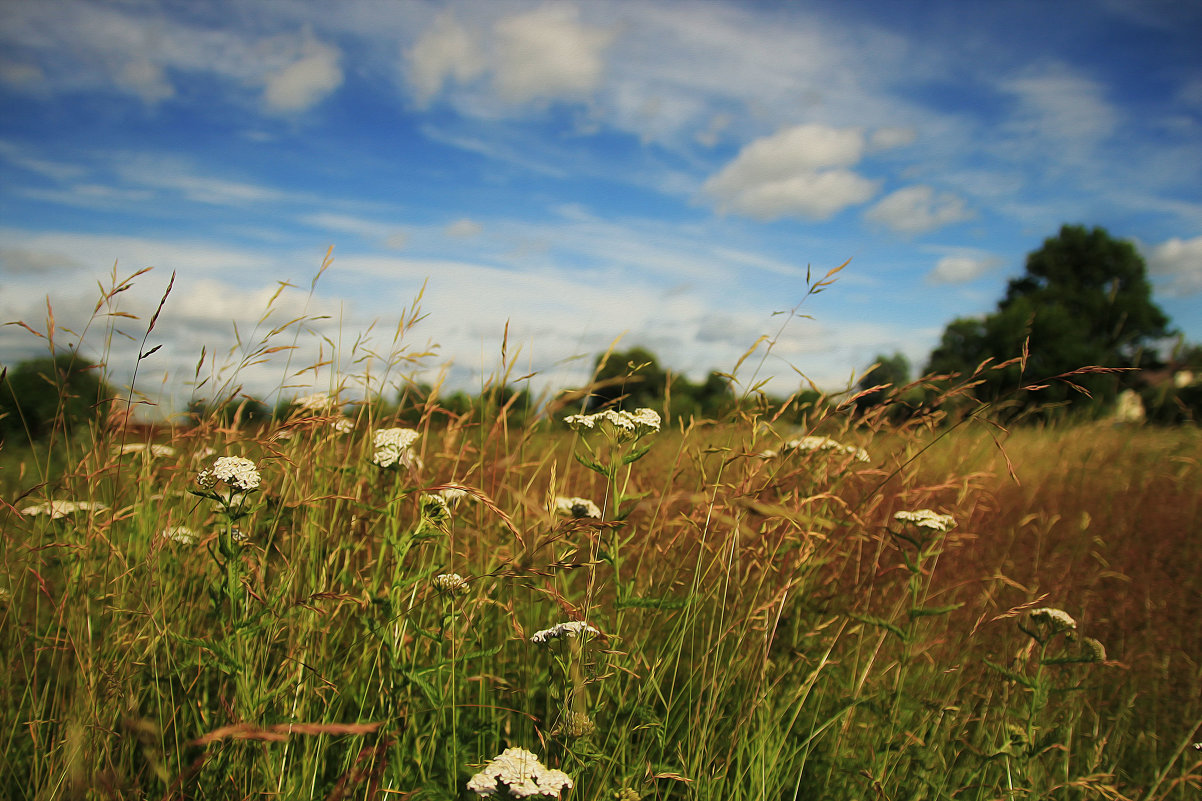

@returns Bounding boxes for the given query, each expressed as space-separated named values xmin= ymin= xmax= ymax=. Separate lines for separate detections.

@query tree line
xmin=4 ymin=224 xmax=1201 ymax=442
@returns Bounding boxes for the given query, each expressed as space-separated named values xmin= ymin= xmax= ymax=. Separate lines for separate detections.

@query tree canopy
xmin=926 ymin=225 xmax=1172 ymax=414
xmin=0 ymin=352 xmax=116 ymax=441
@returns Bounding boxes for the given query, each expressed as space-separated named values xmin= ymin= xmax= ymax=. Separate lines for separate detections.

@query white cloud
xmin=405 ymin=12 xmax=487 ymax=105
xmin=445 ymin=218 xmax=483 ymax=238
xmin=927 ymin=254 xmax=1001 ymax=285
xmin=866 ymin=185 xmax=973 ymax=234
xmin=405 ymin=6 xmax=614 ymax=108
xmin=702 ymin=124 xmax=879 ymax=221
xmin=1145 ymin=235 xmax=1202 ymax=296
xmin=492 ymin=5 xmax=615 ymax=104
xmin=999 ymin=63 xmax=1118 ymax=144
xmin=869 ymin=127 xmax=917 ymax=151
xmin=263 ymin=37 xmax=343 ymax=112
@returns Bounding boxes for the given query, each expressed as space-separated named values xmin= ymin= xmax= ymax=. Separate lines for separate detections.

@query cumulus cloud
xmin=926 ymin=254 xmax=1002 ymax=284
xmin=405 ymin=12 xmax=487 ymax=105
xmin=1145 ymin=235 xmax=1202 ymax=296
xmin=263 ymin=37 xmax=343 ymax=112
xmin=405 ymin=6 xmax=614 ymax=108
xmin=702 ymin=124 xmax=879 ymax=221
xmin=866 ymin=185 xmax=973 ymax=234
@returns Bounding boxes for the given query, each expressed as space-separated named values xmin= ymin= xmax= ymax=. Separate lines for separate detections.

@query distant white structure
xmin=1113 ymin=388 xmax=1146 ymax=424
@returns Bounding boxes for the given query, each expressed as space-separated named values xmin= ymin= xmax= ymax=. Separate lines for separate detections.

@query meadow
xmin=2 ymin=276 xmax=1200 ymax=800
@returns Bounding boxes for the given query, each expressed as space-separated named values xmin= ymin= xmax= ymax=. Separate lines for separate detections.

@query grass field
xmin=2 ymin=286 xmax=1200 ymax=799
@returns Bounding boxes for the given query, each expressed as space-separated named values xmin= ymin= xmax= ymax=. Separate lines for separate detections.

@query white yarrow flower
xmin=161 ymin=525 xmax=197 ymax=545
xmin=116 ymin=442 xmax=177 ymax=458
xmin=893 ymin=509 xmax=956 ymax=533
xmin=553 ymin=496 xmax=602 ymax=519
xmin=20 ymin=500 xmax=107 ymax=519
xmin=1029 ymin=607 xmax=1077 ymax=634
xmin=784 ymin=435 xmax=869 ymax=462
xmin=530 ymin=620 xmax=600 ymax=644
xmin=294 ymin=392 xmax=336 ymax=413
xmin=466 ymin=747 xmax=573 ymax=798
xmin=565 ymin=407 xmax=660 ymax=440
xmin=371 ymin=427 xmax=420 ymax=468
xmin=197 ymin=456 xmax=261 ymax=492
xmin=433 ymin=573 xmax=469 ymax=594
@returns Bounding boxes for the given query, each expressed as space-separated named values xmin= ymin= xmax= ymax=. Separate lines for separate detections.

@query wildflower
xmin=893 ymin=509 xmax=956 ymax=533
xmin=196 ymin=456 xmax=261 ymax=492
xmin=1027 ymin=607 xmax=1077 ymax=636
xmin=531 ymin=620 xmax=600 ymax=644
xmin=371 ymin=427 xmax=420 ymax=469
xmin=294 ymin=392 xmax=335 ymax=413
xmin=161 ymin=525 xmax=197 ymax=545
xmin=0 ymin=586 xmax=11 ymax=607
xmin=20 ymin=500 xmax=107 ymax=519
xmin=783 ymin=435 xmax=870 ymax=462
xmin=331 ymin=417 xmax=354 ymax=434
xmin=565 ymin=408 xmax=661 ymax=440
xmin=433 ymin=573 xmax=469 ymax=594
xmin=116 ymin=442 xmax=177 ymax=458
xmin=466 ymin=747 xmax=573 ymax=798
xmin=553 ymin=496 xmax=602 ymax=520
xmin=421 ymin=493 xmax=452 ymax=521
xmin=614 ymin=789 xmax=641 ymax=801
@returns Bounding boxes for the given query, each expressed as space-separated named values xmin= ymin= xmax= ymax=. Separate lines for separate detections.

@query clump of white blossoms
xmin=530 ymin=621 xmax=600 ymax=645
xmin=466 ymin=747 xmax=573 ymax=798
xmin=553 ymin=496 xmax=602 ymax=520
xmin=331 ymin=416 xmax=354 ymax=434
xmin=161 ymin=525 xmax=197 ymax=545
xmin=433 ymin=573 xmax=469 ymax=595
xmin=196 ymin=456 xmax=261 ymax=492
xmin=20 ymin=500 xmax=108 ymax=519
xmin=783 ymin=435 xmax=870 ymax=463
xmin=565 ymin=407 xmax=661 ymax=441
xmin=293 ymin=392 xmax=336 ymax=413
xmin=1027 ymin=607 xmax=1077 ymax=635
xmin=894 ymin=509 xmax=956 ymax=533
xmin=371 ymin=427 xmax=421 ymax=469
xmin=116 ymin=442 xmax=177 ymax=458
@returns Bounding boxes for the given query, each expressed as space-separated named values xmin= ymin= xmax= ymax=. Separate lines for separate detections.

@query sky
xmin=1 ymin=0 xmax=1201 ymax=416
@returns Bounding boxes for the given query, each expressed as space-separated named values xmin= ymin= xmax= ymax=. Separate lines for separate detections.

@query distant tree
xmin=0 ymin=352 xmax=116 ymax=442
xmin=187 ymin=394 xmax=271 ymax=427
xmin=854 ymin=352 xmax=911 ymax=413
xmin=586 ymin=346 xmax=668 ymax=412
xmin=926 ymin=225 xmax=1173 ymax=416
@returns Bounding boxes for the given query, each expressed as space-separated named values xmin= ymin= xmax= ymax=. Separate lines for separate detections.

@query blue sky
xmin=2 ymin=0 xmax=1200 ymax=413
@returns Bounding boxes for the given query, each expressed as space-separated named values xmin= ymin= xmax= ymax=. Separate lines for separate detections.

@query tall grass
xmin=1 ymin=271 xmax=1199 ymax=800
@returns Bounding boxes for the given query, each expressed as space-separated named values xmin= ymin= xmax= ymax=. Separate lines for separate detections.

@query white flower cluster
xmin=553 ymin=496 xmax=602 ymax=520
xmin=161 ymin=525 xmax=197 ymax=545
xmin=294 ymin=392 xmax=336 ymax=413
xmin=331 ymin=417 xmax=354 ymax=434
xmin=433 ymin=573 xmax=469 ymax=594
xmin=116 ymin=442 xmax=177 ymax=458
xmin=1028 ymin=607 xmax=1077 ymax=634
xmin=466 ymin=747 xmax=573 ymax=798
xmin=20 ymin=500 xmax=108 ymax=519
xmin=564 ymin=407 xmax=661 ymax=439
xmin=371 ymin=427 xmax=421 ymax=469
xmin=196 ymin=456 xmax=261 ymax=492
xmin=530 ymin=620 xmax=600 ymax=644
xmin=893 ymin=509 xmax=956 ymax=533
xmin=783 ymin=435 xmax=870 ymax=463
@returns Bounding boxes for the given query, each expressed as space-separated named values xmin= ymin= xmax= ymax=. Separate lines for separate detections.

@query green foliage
xmin=585 ymin=346 xmax=734 ymax=419
xmin=186 ymin=393 xmax=271 ymax=426
xmin=0 ymin=351 xmax=115 ymax=442
xmin=927 ymin=225 xmax=1173 ymax=417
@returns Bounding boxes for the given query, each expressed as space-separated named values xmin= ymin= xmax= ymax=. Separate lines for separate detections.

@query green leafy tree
xmin=854 ymin=352 xmax=911 ymax=412
xmin=0 ymin=352 xmax=115 ymax=442
xmin=926 ymin=225 xmax=1173 ymax=415
xmin=585 ymin=346 xmax=668 ymax=412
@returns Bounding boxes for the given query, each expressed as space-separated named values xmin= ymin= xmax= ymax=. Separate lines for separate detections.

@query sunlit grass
xmin=1 ymin=271 xmax=1199 ymax=800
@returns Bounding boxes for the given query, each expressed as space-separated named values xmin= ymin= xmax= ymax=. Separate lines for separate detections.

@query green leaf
xmin=573 ymin=450 xmax=612 ymax=477
xmin=848 ymin=613 xmax=907 ymax=642
xmin=908 ymin=602 xmax=965 ymax=619
xmin=622 ymin=443 xmax=654 ymax=464
xmin=983 ymin=659 xmax=1036 ymax=688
